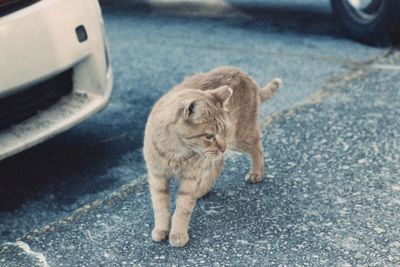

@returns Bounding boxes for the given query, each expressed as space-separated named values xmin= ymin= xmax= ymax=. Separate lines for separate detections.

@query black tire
xmin=330 ymin=0 xmax=400 ymax=46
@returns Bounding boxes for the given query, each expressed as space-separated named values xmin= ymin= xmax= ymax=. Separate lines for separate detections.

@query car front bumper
xmin=0 ymin=0 xmax=112 ymax=160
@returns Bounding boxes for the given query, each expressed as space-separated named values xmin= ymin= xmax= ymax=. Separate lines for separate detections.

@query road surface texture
xmin=1 ymin=0 xmax=399 ymax=266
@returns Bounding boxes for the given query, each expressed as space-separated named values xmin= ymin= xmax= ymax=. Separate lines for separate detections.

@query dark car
xmin=331 ymin=0 xmax=400 ymax=45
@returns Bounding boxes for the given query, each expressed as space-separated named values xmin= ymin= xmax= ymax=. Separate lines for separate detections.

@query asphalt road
xmin=2 ymin=62 xmax=400 ymax=266
xmin=0 ymin=0 xmax=397 ymax=262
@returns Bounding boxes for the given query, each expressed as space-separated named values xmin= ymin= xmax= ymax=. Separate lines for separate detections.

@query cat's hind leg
xmin=245 ymin=140 xmax=264 ymax=183
xmin=148 ymin=172 xmax=170 ymax=242
xmin=235 ymin=130 xmax=265 ymax=183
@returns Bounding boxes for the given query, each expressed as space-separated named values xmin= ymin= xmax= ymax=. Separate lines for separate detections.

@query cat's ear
xmin=210 ymin=85 xmax=233 ymax=106
xmin=183 ymin=100 xmax=196 ymax=119
xmin=182 ymin=99 xmax=208 ymax=123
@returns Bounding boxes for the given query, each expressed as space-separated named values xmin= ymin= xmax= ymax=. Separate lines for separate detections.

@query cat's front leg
xmin=169 ymin=176 xmax=197 ymax=247
xmin=195 ymin=158 xmax=224 ymax=198
xmin=148 ymin=172 xmax=170 ymax=242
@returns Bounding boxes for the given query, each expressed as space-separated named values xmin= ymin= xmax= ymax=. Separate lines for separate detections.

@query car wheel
xmin=330 ymin=0 xmax=400 ymax=45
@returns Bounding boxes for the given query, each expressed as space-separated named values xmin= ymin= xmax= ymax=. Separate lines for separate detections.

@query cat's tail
xmin=259 ymin=78 xmax=282 ymax=102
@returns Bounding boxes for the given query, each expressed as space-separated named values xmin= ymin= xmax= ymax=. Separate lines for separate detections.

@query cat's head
xmin=176 ymin=85 xmax=232 ymax=159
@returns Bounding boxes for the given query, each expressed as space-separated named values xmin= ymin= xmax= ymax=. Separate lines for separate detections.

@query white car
xmin=0 ymin=0 xmax=112 ymax=160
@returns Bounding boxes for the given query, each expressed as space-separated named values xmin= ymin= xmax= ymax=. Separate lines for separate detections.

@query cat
xmin=143 ymin=66 xmax=281 ymax=247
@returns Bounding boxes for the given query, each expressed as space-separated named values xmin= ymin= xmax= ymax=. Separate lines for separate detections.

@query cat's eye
xmin=205 ymin=134 xmax=214 ymax=140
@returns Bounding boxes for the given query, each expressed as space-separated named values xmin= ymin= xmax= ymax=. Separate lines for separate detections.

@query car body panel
xmin=0 ymin=0 xmax=112 ymax=160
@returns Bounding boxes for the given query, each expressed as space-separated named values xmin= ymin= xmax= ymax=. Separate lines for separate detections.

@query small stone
xmin=335 ymin=197 xmax=346 ymax=204
xmin=342 ymin=237 xmax=359 ymax=251
xmin=388 ymin=198 xmax=400 ymax=206
xmin=390 ymin=241 xmax=400 ymax=248
xmin=358 ymin=158 xmax=367 ymax=164
xmin=392 ymin=185 xmax=400 ymax=191
xmin=390 ymin=247 xmax=400 ymax=256
xmin=339 ymin=208 xmax=349 ymax=215
xmin=374 ymin=227 xmax=386 ymax=234
xmin=354 ymin=251 xmax=363 ymax=259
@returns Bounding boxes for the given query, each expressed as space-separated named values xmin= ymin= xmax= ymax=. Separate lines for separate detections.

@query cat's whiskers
xmin=205 ymin=154 xmax=213 ymax=169
xmin=211 ymin=155 xmax=216 ymax=173
xmin=204 ymin=151 xmax=223 ymax=161
xmin=188 ymin=155 xmax=207 ymax=175
xmin=228 ymin=145 xmax=245 ymax=153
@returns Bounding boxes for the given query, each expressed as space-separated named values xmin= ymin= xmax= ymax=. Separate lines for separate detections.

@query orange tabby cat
xmin=144 ymin=66 xmax=281 ymax=247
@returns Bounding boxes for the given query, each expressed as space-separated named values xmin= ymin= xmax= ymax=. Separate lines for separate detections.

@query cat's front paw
xmin=169 ymin=232 xmax=189 ymax=247
xmin=152 ymin=228 xmax=169 ymax=242
xmin=245 ymin=172 xmax=263 ymax=183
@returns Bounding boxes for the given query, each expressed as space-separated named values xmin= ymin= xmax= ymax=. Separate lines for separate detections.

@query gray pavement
xmin=1 ymin=57 xmax=400 ymax=266
xmin=1 ymin=0 xmax=399 ymax=266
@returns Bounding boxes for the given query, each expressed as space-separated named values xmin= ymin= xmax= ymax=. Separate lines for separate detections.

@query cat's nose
xmin=218 ymin=142 xmax=227 ymax=153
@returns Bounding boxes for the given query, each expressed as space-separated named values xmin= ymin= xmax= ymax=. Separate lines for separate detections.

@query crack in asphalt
xmin=263 ymin=49 xmax=399 ymax=128
xmin=371 ymin=63 xmax=400 ymax=71
xmin=3 ymin=241 xmax=49 ymax=267
xmin=10 ymin=175 xmax=148 ymax=243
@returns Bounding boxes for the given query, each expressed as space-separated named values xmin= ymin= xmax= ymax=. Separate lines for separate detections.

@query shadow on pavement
xmin=100 ymin=0 xmax=346 ymax=38
xmin=232 ymin=3 xmax=342 ymax=36
xmin=0 ymin=101 xmax=147 ymax=212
